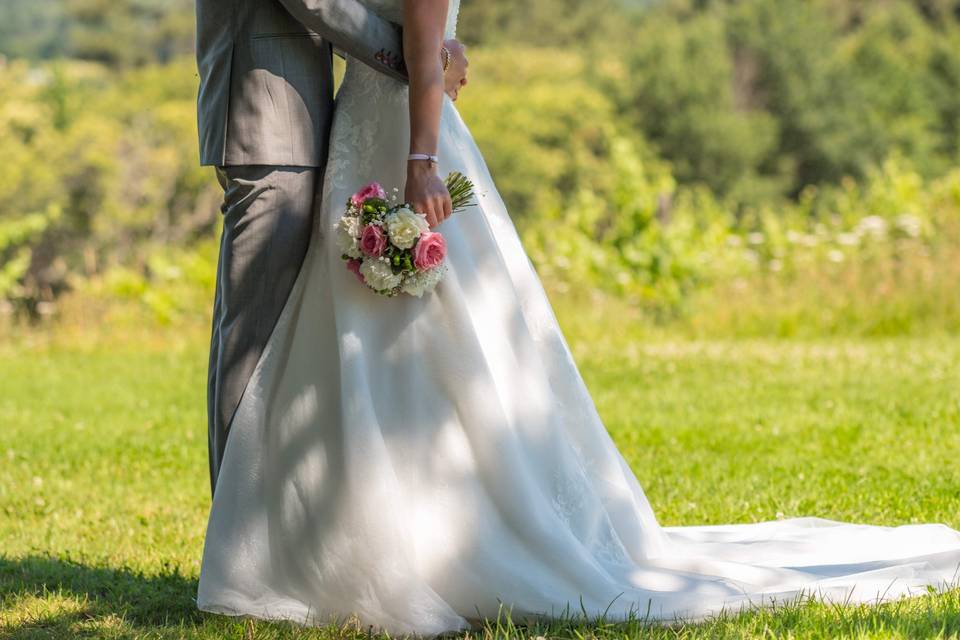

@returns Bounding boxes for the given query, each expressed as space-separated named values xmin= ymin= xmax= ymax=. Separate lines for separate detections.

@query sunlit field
xmin=3 ymin=307 xmax=959 ymax=639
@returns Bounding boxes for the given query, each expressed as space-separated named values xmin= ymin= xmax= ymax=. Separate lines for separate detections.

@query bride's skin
xmin=403 ymin=0 xmax=453 ymax=228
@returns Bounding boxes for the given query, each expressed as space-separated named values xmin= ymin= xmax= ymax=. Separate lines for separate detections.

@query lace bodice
xmin=329 ymin=0 xmax=462 ymax=194
xmin=360 ymin=0 xmax=460 ymax=38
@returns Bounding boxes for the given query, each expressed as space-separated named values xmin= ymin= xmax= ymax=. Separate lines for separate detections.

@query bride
xmin=197 ymin=0 xmax=960 ymax=634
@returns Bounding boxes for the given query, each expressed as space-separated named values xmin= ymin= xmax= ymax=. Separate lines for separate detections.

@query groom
xmin=196 ymin=0 xmax=468 ymax=494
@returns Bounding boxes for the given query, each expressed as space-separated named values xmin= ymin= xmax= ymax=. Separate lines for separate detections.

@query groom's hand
xmin=443 ymin=39 xmax=468 ymax=101
xmin=406 ymin=160 xmax=452 ymax=228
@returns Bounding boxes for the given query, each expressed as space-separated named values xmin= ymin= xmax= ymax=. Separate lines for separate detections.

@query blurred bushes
xmin=603 ymin=0 xmax=960 ymax=204
xmin=457 ymin=46 xmax=960 ymax=335
xmin=530 ymin=149 xmax=960 ymax=336
xmin=0 ymin=0 xmax=194 ymax=66
xmin=0 ymin=58 xmax=221 ymax=322
xmin=1 ymin=0 xmax=959 ymax=336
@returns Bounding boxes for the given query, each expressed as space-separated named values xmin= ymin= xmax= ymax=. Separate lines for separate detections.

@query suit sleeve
xmin=277 ymin=0 xmax=408 ymax=82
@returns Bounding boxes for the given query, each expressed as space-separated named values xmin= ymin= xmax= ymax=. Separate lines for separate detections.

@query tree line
xmin=2 ymin=0 xmax=960 ymax=326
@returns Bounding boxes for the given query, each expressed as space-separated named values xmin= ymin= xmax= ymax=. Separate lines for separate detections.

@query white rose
xmin=360 ymin=258 xmax=403 ymax=292
xmin=401 ymin=265 xmax=445 ymax=297
xmin=384 ymin=207 xmax=429 ymax=249
xmin=336 ymin=215 xmax=361 ymax=258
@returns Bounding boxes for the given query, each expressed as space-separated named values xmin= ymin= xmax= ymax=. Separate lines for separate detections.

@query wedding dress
xmin=197 ymin=1 xmax=960 ymax=634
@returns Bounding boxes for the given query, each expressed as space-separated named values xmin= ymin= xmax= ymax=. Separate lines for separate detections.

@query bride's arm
xmin=403 ymin=0 xmax=452 ymax=228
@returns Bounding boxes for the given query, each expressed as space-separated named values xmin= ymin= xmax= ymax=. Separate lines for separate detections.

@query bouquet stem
xmin=445 ymin=171 xmax=476 ymax=213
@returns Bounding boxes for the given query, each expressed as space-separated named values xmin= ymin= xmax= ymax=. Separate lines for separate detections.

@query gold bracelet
xmin=440 ymin=45 xmax=451 ymax=73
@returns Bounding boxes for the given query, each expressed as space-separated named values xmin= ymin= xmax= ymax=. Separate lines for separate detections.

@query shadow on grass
xmin=0 ymin=555 xmax=202 ymax=638
xmin=3 ymin=554 xmax=960 ymax=639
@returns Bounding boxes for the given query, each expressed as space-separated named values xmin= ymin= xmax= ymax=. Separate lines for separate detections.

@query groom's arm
xmin=277 ymin=0 xmax=408 ymax=82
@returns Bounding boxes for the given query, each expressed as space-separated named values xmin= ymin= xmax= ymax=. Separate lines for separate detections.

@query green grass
xmin=2 ymin=321 xmax=960 ymax=638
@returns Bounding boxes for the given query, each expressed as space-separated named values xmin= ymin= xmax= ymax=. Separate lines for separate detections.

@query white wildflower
xmin=856 ymin=215 xmax=888 ymax=239
xmin=895 ymin=214 xmax=922 ymax=238
xmin=836 ymin=232 xmax=860 ymax=247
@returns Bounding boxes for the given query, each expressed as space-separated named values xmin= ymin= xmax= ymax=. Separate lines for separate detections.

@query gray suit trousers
xmin=207 ymin=165 xmax=319 ymax=495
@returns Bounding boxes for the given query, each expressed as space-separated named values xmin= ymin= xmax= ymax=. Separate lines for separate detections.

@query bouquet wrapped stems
xmin=445 ymin=171 xmax=475 ymax=213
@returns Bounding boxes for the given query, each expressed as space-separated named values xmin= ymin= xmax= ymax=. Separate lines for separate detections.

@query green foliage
xmin=2 ymin=0 xmax=959 ymax=206
xmin=0 ymin=0 xmax=194 ymax=66
xmin=64 ymin=0 xmax=195 ymax=67
xmin=527 ymin=142 xmax=960 ymax=334
xmin=611 ymin=5 xmax=784 ymax=202
xmin=456 ymin=0 xmax=632 ymax=48
xmin=0 ymin=207 xmax=61 ymax=305
xmin=688 ymin=161 xmax=960 ymax=337
xmin=0 ymin=0 xmax=959 ymax=334
xmin=842 ymin=3 xmax=960 ymax=174
xmin=456 ymin=48 xmax=637 ymax=219
xmin=0 ymin=1 xmax=67 ymax=59
xmin=0 ymin=58 xmax=220 ymax=321
xmin=2 ymin=49 xmax=959 ymax=335
xmin=606 ymin=0 xmax=960 ymax=202
xmin=431 ymin=34 xmax=960 ymax=333
xmin=457 ymin=41 xmax=960 ymax=331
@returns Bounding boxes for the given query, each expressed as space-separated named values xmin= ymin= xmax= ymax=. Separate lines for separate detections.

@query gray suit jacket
xmin=196 ymin=0 xmax=407 ymax=167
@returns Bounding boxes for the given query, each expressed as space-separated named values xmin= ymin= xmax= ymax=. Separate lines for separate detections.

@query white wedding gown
xmin=197 ymin=1 xmax=960 ymax=634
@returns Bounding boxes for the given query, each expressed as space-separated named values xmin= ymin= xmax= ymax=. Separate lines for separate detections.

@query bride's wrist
xmin=408 ymin=153 xmax=438 ymax=164
xmin=407 ymin=153 xmax=438 ymax=173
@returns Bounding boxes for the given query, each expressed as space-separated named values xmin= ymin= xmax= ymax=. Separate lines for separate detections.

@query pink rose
xmin=346 ymin=258 xmax=365 ymax=283
xmin=413 ymin=231 xmax=446 ymax=270
xmin=359 ymin=224 xmax=387 ymax=257
xmin=350 ymin=182 xmax=386 ymax=207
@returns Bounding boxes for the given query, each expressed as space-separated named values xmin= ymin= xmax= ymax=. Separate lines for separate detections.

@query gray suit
xmin=197 ymin=0 xmax=407 ymax=494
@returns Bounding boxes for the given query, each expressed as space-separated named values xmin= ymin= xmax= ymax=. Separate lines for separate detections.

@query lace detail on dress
xmin=550 ymin=442 xmax=634 ymax=567
xmin=322 ymin=60 xmax=410 ymax=214
xmin=323 ymin=0 xmax=460 ymax=223
xmin=325 ymin=77 xmax=398 ymax=196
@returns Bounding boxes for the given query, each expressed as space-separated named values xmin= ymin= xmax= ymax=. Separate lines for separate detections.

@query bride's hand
xmin=405 ymin=160 xmax=452 ymax=228
xmin=443 ymin=39 xmax=468 ymax=101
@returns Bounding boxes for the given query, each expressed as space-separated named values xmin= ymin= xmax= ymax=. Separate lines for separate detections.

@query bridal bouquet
xmin=336 ymin=173 xmax=475 ymax=297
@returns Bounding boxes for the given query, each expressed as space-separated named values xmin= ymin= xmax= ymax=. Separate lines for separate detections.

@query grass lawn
xmin=2 ymin=323 xmax=960 ymax=639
